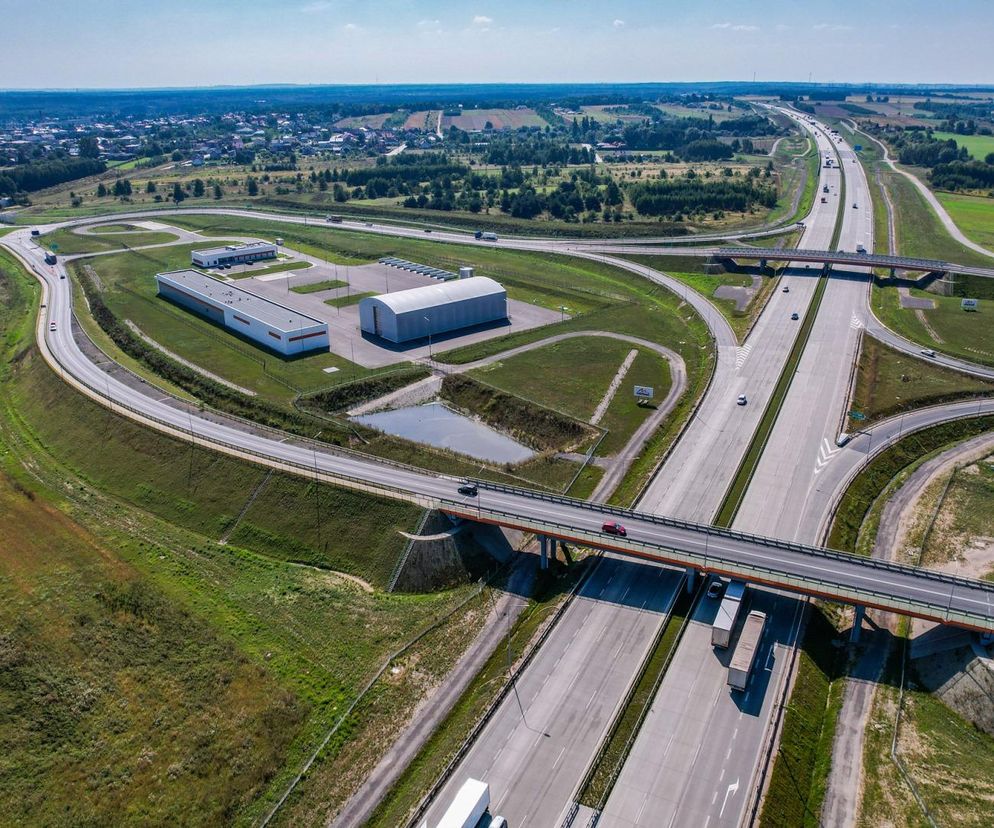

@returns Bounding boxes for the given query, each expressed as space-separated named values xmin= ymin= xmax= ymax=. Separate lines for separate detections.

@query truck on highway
xmin=728 ymin=610 xmax=767 ymax=691
xmin=475 ymin=231 xmax=498 ymax=242
xmin=434 ymin=778 xmax=491 ymax=828
xmin=711 ymin=580 xmax=746 ymax=648
xmin=326 ymin=215 xmax=343 ymax=223
xmin=44 ymin=252 xmax=57 ymax=265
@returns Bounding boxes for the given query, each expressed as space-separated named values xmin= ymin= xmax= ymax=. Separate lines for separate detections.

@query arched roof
xmin=363 ymin=276 xmax=505 ymax=315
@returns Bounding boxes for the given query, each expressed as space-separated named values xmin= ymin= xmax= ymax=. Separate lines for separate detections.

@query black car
xmin=458 ymin=483 xmax=478 ymax=497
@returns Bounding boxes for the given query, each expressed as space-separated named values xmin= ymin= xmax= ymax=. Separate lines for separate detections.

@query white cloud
xmin=418 ymin=19 xmax=441 ymax=28
xmin=775 ymin=23 xmax=791 ymax=31
xmin=472 ymin=15 xmax=493 ymax=26
xmin=711 ymin=22 xmax=759 ymax=31
xmin=301 ymin=0 xmax=333 ymax=13
xmin=813 ymin=23 xmax=852 ymax=31
xmin=613 ymin=19 xmax=625 ymax=29
xmin=343 ymin=22 xmax=359 ymax=32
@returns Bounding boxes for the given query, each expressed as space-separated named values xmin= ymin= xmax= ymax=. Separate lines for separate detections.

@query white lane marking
xmin=735 ymin=343 xmax=753 ymax=370
xmin=850 ymin=312 xmax=864 ymax=330
xmin=814 ymin=436 xmax=842 ymax=475
xmin=720 ymin=779 xmax=740 ymax=818
xmin=553 ymin=746 xmax=567 ymax=769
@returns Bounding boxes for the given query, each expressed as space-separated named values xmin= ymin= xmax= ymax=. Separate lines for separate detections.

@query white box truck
xmin=437 ymin=778 xmax=490 ymax=828
xmin=728 ymin=610 xmax=767 ymax=691
xmin=711 ymin=580 xmax=746 ymax=648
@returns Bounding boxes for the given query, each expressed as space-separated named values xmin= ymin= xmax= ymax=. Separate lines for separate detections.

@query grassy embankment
xmin=291 ymin=278 xmax=348 ymax=294
xmin=871 ymin=274 xmax=994 ymax=368
xmin=41 ymin=227 xmax=180 ymax=254
xmin=935 ymin=191 xmax=994 ymax=252
xmin=362 ymin=562 xmax=590 ymax=828
xmin=850 ymin=336 xmax=994 ymax=426
xmin=0 ymin=247 xmax=492 ymax=824
xmin=469 ymin=335 xmax=672 ymax=456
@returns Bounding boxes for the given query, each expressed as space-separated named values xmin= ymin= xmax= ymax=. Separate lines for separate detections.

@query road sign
xmin=854 ymin=144 xmax=863 ymax=152
xmin=634 ymin=385 xmax=654 ymax=400
xmin=848 ymin=410 xmax=866 ymax=421
xmin=50 ymin=243 xmax=59 ymax=251
xmin=962 ymin=298 xmax=979 ymax=311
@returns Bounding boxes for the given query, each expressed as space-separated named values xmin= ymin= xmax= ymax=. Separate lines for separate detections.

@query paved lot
xmin=243 ymin=260 xmax=559 ymax=368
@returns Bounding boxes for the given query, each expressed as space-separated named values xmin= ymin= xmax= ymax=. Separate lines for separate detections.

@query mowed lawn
xmin=470 ymin=336 xmax=672 ymax=455
xmin=936 ymin=191 xmax=994 ymax=252
xmin=872 ymin=285 xmax=994 ymax=368
xmin=932 ymin=131 xmax=994 ymax=161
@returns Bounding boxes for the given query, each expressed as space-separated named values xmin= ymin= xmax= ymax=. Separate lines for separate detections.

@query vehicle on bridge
xmin=728 ymin=610 xmax=767 ymax=691
xmin=602 ymin=520 xmax=627 ymax=537
xmin=458 ymin=483 xmax=478 ymax=497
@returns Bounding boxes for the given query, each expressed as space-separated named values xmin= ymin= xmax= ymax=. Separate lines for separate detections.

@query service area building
xmin=191 ymin=241 xmax=277 ymax=268
xmin=156 ymin=269 xmax=329 ymax=355
xmin=358 ymin=276 xmax=507 ymax=343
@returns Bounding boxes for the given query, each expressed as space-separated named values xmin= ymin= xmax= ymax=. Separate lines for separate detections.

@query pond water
xmin=352 ymin=402 xmax=533 ymax=464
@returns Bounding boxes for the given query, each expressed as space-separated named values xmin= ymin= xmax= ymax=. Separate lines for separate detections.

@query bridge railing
xmin=470 ymin=479 xmax=994 ymax=597
xmin=716 ymin=247 xmax=949 ymax=271
xmin=448 ymin=497 xmax=994 ymax=631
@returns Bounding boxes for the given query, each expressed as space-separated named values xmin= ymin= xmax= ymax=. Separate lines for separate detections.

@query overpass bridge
xmin=443 ymin=481 xmax=994 ymax=635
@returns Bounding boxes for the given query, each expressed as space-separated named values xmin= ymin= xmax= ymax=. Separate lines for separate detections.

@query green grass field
xmin=325 ymin=290 xmax=377 ymax=308
xmin=884 ymin=167 xmax=994 ymax=268
xmin=872 ymin=284 xmax=994 ymax=368
xmin=90 ymin=222 xmax=144 ymax=232
xmin=851 ymin=335 xmax=994 ymax=425
xmin=42 ymin=228 xmax=179 ymax=255
xmin=935 ymin=191 xmax=994 ymax=252
xmin=226 ymin=259 xmax=313 ymax=279
xmin=469 ymin=336 xmax=672 ymax=455
xmin=932 ymin=131 xmax=994 ymax=161
xmin=291 ymin=278 xmax=348 ymax=294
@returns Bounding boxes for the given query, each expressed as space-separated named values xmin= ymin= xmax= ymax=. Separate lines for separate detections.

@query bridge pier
xmin=685 ymin=567 xmax=697 ymax=593
xmin=539 ymin=535 xmax=549 ymax=570
xmin=850 ymin=604 xmax=866 ymax=643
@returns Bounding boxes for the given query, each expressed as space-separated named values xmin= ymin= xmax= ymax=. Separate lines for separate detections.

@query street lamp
xmin=559 ymin=305 xmax=568 ymax=323
xmin=424 ymin=315 xmax=433 ymax=361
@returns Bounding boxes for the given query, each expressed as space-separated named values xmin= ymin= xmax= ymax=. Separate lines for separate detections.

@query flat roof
xmin=194 ymin=241 xmax=276 ymax=257
xmin=366 ymin=276 xmax=505 ymax=316
xmin=157 ymin=269 xmax=322 ymax=332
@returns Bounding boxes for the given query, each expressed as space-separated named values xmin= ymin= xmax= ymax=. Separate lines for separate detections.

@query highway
xmin=5 ymin=107 xmax=994 ymax=828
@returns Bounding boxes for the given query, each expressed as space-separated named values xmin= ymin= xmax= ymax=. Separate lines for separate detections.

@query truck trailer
xmin=436 ymin=778 xmax=490 ymax=828
xmin=711 ymin=580 xmax=746 ymax=648
xmin=728 ymin=610 xmax=767 ymax=691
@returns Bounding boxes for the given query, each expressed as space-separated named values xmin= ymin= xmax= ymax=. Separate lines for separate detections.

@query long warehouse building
xmin=156 ymin=269 xmax=329 ymax=355
xmin=192 ymin=241 xmax=277 ymax=268
xmin=358 ymin=276 xmax=507 ymax=343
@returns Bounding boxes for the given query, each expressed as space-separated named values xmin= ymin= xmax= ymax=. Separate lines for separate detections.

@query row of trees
xmin=0 ymin=156 xmax=106 ymax=196
xmin=627 ymin=177 xmax=776 ymax=217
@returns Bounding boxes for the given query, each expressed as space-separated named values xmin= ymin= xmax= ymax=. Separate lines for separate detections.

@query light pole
xmin=559 ymin=305 xmax=568 ymax=323
xmin=424 ymin=315 xmax=432 ymax=361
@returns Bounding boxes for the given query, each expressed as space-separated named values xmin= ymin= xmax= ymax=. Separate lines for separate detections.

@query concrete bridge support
xmin=539 ymin=535 xmax=549 ymax=570
xmin=685 ymin=567 xmax=697 ymax=593
xmin=850 ymin=604 xmax=866 ymax=643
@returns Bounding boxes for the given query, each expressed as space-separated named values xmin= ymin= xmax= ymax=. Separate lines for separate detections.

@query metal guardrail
xmin=469 ymin=478 xmax=994 ymax=596
xmin=717 ymin=246 xmax=948 ymax=272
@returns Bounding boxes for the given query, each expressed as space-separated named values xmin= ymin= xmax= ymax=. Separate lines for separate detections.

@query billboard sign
xmin=962 ymin=298 xmax=979 ymax=311
xmin=634 ymin=385 xmax=654 ymax=400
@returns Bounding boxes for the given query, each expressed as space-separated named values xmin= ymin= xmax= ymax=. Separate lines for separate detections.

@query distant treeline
xmin=484 ymin=136 xmax=595 ymax=166
xmin=0 ymin=156 xmax=105 ymax=196
xmin=619 ymin=115 xmax=776 ymax=158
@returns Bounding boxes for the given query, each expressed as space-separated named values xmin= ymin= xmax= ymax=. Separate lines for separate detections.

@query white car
xmin=920 ymin=349 xmax=936 ymax=358
xmin=49 ymin=322 xmax=57 ymax=331
xmin=737 ymin=394 xmax=747 ymax=406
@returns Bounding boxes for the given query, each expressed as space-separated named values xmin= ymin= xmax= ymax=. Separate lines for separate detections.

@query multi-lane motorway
xmin=4 ymin=106 xmax=994 ymax=828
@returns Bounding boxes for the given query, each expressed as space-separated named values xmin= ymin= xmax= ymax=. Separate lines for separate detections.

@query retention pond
xmin=352 ymin=402 xmax=534 ymax=464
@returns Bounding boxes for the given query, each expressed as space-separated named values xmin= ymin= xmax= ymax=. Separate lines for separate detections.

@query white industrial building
xmin=191 ymin=241 xmax=277 ymax=268
xmin=156 ymin=269 xmax=329 ymax=356
xmin=358 ymin=276 xmax=507 ymax=343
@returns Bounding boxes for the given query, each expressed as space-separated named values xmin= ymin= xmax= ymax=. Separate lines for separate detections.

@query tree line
xmin=0 ymin=156 xmax=106 ymax=196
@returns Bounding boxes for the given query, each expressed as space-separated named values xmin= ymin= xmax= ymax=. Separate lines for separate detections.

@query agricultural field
xmin=403 ymin=110 xmax=439 ymax=131
xmin=932 ymin=131 xmax=994 ymax=161
xmin=334 ymin=112 xmax=392 ymax=129
xmin=655 ymin=103 xmax=739 ymax=122
xmin=579 ymin=105 xmax=647 ymax=124
xmin=935 ymin=191 xmax=994 ymax=251
xmin=441 ymin=107 xmax=548 ymax=130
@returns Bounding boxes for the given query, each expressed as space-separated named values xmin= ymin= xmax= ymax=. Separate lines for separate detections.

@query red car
xmin=602 ymin=521 xmax=627 ymax=537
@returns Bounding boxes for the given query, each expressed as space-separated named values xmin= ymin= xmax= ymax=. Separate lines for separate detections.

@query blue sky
xmin=1 ymin=0 xmax=991 ymax=88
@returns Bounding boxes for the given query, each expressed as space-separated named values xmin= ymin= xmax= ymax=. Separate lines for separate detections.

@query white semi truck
xmin=728 ymin=610 xmax=767 ymax=691
xmin=711 ymin=580 xmax=746 ymax=648
xmin=432 ymin=778 xmax=491 ymax=828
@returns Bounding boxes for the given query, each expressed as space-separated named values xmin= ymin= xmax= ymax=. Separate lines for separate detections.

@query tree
xmin=113 ymin=178 xmax=132 ymax=198
xmin=146 ymin=180 xmax=157 ymax=194
xmin=213 ymin=183 xmax=223 ymax=199
xmin=246 ymin=177 xmax=259 ymax=196
xmin=192 ymin=178 xmax=205 ymax=198
xmin=172 ymin=182 xmax=186 ymax=203
xmin=986 ymin=152 xmax=994 ymax=165
xmin=79 ymin=136 xmax=100 ymax=159
xmin=96 ymin=182 xmax=108 ymax=197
